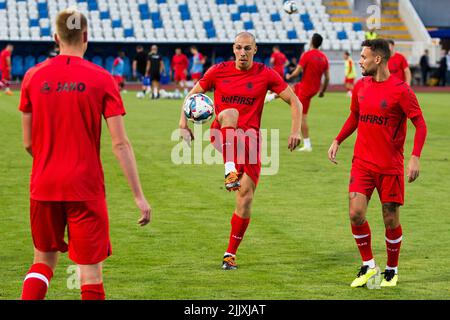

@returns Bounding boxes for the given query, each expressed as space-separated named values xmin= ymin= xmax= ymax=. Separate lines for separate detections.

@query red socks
xmin=351 ymin=221 xmax=373 ymax=263
xmin=226 ymin=213 xmax=250 ymax=255
xmin=21 ymin=263 xmax=54 ymax=300
xmin=81 ymin=283 xmax=105 ymax=300
xmin=385 ymin=225 xmax=403 ymax=269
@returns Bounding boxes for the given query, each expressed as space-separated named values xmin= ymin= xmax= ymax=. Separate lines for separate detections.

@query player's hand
xmin=135 ymin=196 xmax=152 ymax=226
xmin=180 ymin=126 xmax=194 ymax=146
xmin=288 ymin=132 xmax=301 ymax=151
xmin=285 ymin=73 xmax=292 ymax=80
xmin=407 ymin=155 xmax=420 ymax=183
xmin=318 ymin=92 xmax=325 ymax=98
xmin=328 ymin=140 xmax=340 ymax=164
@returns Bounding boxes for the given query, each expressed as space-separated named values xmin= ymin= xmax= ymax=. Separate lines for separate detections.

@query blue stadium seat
xmin=271 ymin=13 xmax=281 ymax=22
xmin=353 ymin=23 xmax=363 ymax=31
xmin=41 ymin=27 xmax=51 ymax=37
xmin=337 ymin=30 xmax=347 ymax=40
xmin=244 ymin=21 xmax=254 ymax=30
xmin=105 ymin=56 xmax=115 ymax=73
xmin=112 ymin=20 xmax=121 ymax=28
xmin=287 ymin=30 xmax=297 ymax=40
xmin=0 ymin=2 xmax=6 ymax=10
xmin=100 ymin=11 xmax=110 ymax=19
xmin=12 ymin=56 xmax=24 ymax=78
xmin=92 ymin=56 xmax=103 ymax=68
xmin=124 ymin=28 xmax=134 ymax=38
xmin=231 ymin=13 xmax=240 ymax=21
xmin=24 ymin=55 xmax=36 ymax=72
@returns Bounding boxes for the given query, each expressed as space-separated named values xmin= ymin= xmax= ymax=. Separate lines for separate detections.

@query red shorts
xmin=349 ymin=160 xmax=404 ymax=205
xmin=210 ymin=119 xmax=261 ymax=186
xmin=30 ymin=198 xmax=112 ymax=264
xmin=345 ymin=78 xmax=355 ymax=84
xmin=294 ymin=83 xmax=317 ymax=115
xmin=174 ymin=70 xmax=187 ymax=82
xmin=191 ymin=72 xmax=202 ymax=81
xmin=1 ymin=69 xmax=11 ymax=81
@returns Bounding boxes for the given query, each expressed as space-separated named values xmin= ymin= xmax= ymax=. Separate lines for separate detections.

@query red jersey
xmin=271 ymin=51 xmax=288 ymax=76
xmin=0 ymin=49 xmax=11 ymax=71
xmin=19 ymin=55 xmax=126 ymax=201
xmin=388 ymin=52 xmax=408 ymax=82
xmin=298 ymin=49 xmax=329 ymax=95
xmin=171 ymin=53 xmax=189 ymax=72
xmin=351 ymin=75 xmax=423 ymax=174
xmin=199 ymin=61 xmax=288 ymax=131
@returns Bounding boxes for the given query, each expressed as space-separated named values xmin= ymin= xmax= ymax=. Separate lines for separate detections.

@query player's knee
xmin=382 ymin=203 xmax=400 ymax=227
xmin=349 ymin=208 xmax=365 ymax=225
xmin=218 ymin=109 xmax=239 ymax=127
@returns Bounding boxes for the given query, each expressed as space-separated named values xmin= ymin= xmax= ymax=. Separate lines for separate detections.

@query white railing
xmin=398 ymin=0 xmax=430 ymax=43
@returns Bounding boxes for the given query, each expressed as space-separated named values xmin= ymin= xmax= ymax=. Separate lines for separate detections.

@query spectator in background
xmin=270 ymin=45 xmax=289 ymax=79
xmin=365 ymin=28 xmax=378 ymax=40
xmin=0 ymin=43 xmax=14 ymax=96
xmin=286 ymin=56 xmax=299 ymax=84
xmin=171 ymin=47 xmax=189 ymax=98
xmin=146 ymin=45 xmax=165 ymax=99
xmin=438 ymin=49 xmax=447 ymax=86
xmin=133 ymin=45 xmax=150 ymax=98
xmin=190 ymin=46 xmax=205 ymax=85
xmin=446 ymin=50 xmax=450 ymax=86
xmin=419 ymin=49 xmax=430 ymax=86
xmin=112 ymin=51 xmax=126 ymax=92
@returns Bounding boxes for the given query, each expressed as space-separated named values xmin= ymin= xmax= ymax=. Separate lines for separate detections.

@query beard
xmin=361 ymin=67 xmax=375 ymax=76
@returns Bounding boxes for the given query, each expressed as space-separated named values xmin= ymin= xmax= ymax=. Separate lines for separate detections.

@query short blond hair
xmin=55 ymin=8 xmax=88 ymax=45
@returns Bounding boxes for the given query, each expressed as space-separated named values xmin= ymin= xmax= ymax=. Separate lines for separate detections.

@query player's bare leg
xmin=78 ymin=263 xmax=105 ymax=299
xmin=381 ymin=202 xmax=402 ymax=287
xmin=223 ymin=173 xmax=256 ymax=270
xmin=298 ymin=115 xmax=312 ymax=152
xmin=151 ymin=80 xmax=160 ymax=99
xmin=218 ymin=108 xmax=241 ymax=191
xmin=349 ymin=192 xmax=379 ymax=287
xmin=21 ymin=248 xmax=58 ymax=300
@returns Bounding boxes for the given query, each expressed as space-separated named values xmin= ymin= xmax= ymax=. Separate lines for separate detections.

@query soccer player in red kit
xmin=328 ymin=39 xmax=427 ymax=287
xmin=286 ymin=33 xmax=330 ymax=152
xmin=387 ymin=39 xmax=411 ymax=85
xmin=179 ymin=32 xmax=302 ymax=270
xmin=171 ymin=47 xmax=189 ymax=98
xmin=19 ymin=9 xmax=152 ymax=300
xmin=0 ymin=43 xmax=14 ymax=96
xmin=270 ymin=45 xmax=288 ymax=79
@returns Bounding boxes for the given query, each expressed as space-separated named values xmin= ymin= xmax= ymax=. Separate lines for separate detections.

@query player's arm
xmin=106 ymin=115 xmax=151 ymax=226
xmin=407 ymin=114 xmax=427 ymax=183
xmin=318 ymin=69 xmax=330 ymax=98
xmin=7 ymin=56 xmax=11 ymax=69
xmin=21 ymin=112 xmax=33 ymax=157
xmin=286 ymin=64 xmax=302 ymax=80
xmin=178 ymin=82 xmax=205 ymax=144
xmin=278 ymin=86 xmax=302 ymax=151
xmin=145 ymin=60 xmax=151 ymax=77
xmin=404 ymin=67 xmax=412 ymax=86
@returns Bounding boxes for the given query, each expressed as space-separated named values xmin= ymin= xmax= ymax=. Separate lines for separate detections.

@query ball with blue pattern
xmin=183 ymin=93 xmax=215 ymax=124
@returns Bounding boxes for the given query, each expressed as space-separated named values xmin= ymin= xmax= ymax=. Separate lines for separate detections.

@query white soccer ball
xmin=136 ymin=91 xmax=145 ymax=99
xmin=283 ymin=1 xmax=298 ymax=14
xmin=183 ymin=93 xmax=214 ymax=124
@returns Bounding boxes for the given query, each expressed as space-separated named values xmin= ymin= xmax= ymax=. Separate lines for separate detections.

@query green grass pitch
xmin=0 ymin=90 xmax=449 ymax=300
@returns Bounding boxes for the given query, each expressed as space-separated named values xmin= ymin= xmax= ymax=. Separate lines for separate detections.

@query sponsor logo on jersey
xmin=56 ymin=82 xmax=86 ymax=93
xmin=221 ymin=95 xmax=256 ymax=106
xmin=359 ymin=114 xmax=389 ymax=126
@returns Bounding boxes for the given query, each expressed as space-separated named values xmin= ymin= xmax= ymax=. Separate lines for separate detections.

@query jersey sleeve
xmin=18 ymin=70 xmax=32 ymax=113
xmin=350 ymin=79 xmax=363 ymax=114
xmin=267 ymin=67 xmax=288 ymax=94
xmin=103 ymin=74 xmax=126 ymax=119
xmin=401 ymin=54 xmax=409 ymax=69
xmin=198 ymin=64 xmax=218 ymax=92
xmin=399 ymin=86 xmax=422 ymax=119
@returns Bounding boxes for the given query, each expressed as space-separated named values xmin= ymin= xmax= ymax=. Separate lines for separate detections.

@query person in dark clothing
xmin=419 ymin=49 xmax=430 ymax=86
xmin=438 ymin=49 xmax=447 ymax=87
